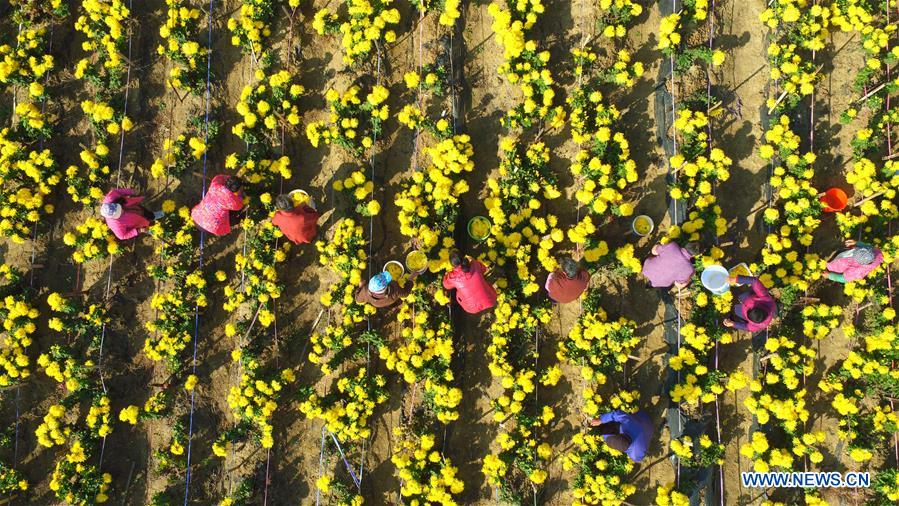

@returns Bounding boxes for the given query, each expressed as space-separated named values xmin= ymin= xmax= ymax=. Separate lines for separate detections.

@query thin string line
xmin=668 ymin=0 xmax=683 ymax=488
xmin=183 ymin=0 xmax=215 ymax=501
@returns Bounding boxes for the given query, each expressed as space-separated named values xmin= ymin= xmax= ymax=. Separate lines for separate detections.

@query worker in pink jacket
xmin=442 ymin=250 xmax=497 ymax=314
xmin=100 ymin=188 xmax=161 ymax=240
xmin=825 ymin=239 xmax=883 ymax=283
xmin=723 ymin=275 xmax=777 ymax=332
xmin=191 ymin=175 xmax=244 ymax=236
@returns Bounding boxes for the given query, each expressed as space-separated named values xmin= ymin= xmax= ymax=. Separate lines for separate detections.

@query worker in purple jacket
xmin=723 ymin=275 xmax=777 ymax=332
xmin=587 ymin=409 xmax=653 ymax=462
xmin=642 ymin=242 xmax=699 ymax=289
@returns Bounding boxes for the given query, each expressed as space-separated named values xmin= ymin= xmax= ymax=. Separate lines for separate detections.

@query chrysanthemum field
xmin=0 ymin=0 xmax=897 ymax=504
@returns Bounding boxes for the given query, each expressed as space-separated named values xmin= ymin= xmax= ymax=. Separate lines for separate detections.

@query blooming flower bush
xmin=73 ymin=0 xmax=129 ymax=91
xmin=227 ymin=0 xmax=289 ymax=56
xmin=411 ymin=0 xmax=461 ymax=26
xmin=487 ymin=0 xmax=565 ymax=130
xmin=0 ymin=128 xmax=59 ymax=242
xmin=566 ymin=42 xmax=641 ymax=264
xmin=312 ymin=0 xmax=400 ymax=65
xmin=158 ymin=0 xmax=208 ymax=93
xmin=37 ymin=293 xmax=114 ymax=504
xmin=63 ymin=217 xmax=119 ymax=264
xmin=0 ymin=3 xmax=62 ymax=243
xmin=391 ymin=427 xmax=464 ymax=503
xmin=0 ymin=265 xmax=37 ymax=388
xmin=657 ymin=0 xmax=725 ymax=72
xmin=150 ymin=116 xmax=218 ymax=180
xmin=395 ymin=134 xmax=474 ymax=259
xmin=143 ymin=202 xmax=208 ymax=369
xmin=306 ymin=84 xmax=389 ymax=158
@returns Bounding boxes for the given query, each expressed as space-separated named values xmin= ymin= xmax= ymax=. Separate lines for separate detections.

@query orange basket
xmin=819 ymin=188 xmax=847 ymax=212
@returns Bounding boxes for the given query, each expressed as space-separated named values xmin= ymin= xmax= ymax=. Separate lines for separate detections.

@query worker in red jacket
xmin=442 ymin=250 xmax=497 ymax=314
xmin=545 ymin=257 xmax=590 ymax=303
xmin=191 ymin=175 xmax=244 ymax=236
xmin=272 ymin=194 xmax=319 ymax=245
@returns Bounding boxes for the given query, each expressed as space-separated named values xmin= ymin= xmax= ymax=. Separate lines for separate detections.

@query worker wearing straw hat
xmin=355 ymin=271 xmax=412 ymax=309
xmin=587 ymin=409 xmax=654 ymax=462
xmin=272 ymin=194 xmax=319 ymax=245
xmin=825 ymin=239 xmax=883 ymax=283
xmin=100 ymin=188 xmax=162 ymax=240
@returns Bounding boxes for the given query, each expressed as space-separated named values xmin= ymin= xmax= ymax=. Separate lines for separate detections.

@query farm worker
xmin=191 ymin=175 xmax=244 ymax=236
xmin=723 ymin=275 xmax=777 ymax=332
xmin=100 ymin=188 xmax=161 ymax=240
xmin=545 ymin=257 xmax=589 ymax=303
xmin=355 ymin=271 xmax=411 ymax=309
xmin=641 ymin=242 xmax=698 ymax=288
xmin=825 ymin=239 xmax=883 ymax=283
xmin=442 ymin=250 xmax=497 ymax=314
xmin=271 ymin=194 xmax=319 ymax=245
xmin=587 ymin=410 xmax=653 ymax=462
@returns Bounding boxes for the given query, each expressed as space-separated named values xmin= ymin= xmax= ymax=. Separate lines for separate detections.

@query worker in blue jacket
xmin=588 ymin=409 xmax=654 ymax=462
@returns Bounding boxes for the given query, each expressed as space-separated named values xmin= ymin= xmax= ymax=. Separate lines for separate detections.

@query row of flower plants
xmin=300 ymin=84 xmax=389 ymax=505
xmin=738 ymin=2 xmax=838 ymax=504
xmin=117 ymin=202 xmax=209 ymax=504
xmin=381 ymin=12 xmax=469 ymax=501
xmin=558 ymin=1 xmax=651 ymax=504
xmin=0 ymin=0 xmax=66 ymax=391
xmin=0 ymin=8 xmax=65 ymax=489
xmin=0 ymin=264 xmax=37 ymax=494
xmin=65 ymin=0 xmax=132 ymax=261
xmin=820 ymin=0 xmax=899 ymax=503
xmin=480 ymin=138 xmax=562 ymax=500
xmin=213 ymin=3 xmax=305 ymax=503
xmin=653 ymin=1 xmax=748 ymax=503
xmin=112 ymin=0 xmax=215 ymax=503
xmin=38 ymin=292 xmax=114 ymax=504
xmin=33 ymin=0 xmax=134 ymax=503
xmin=0 ymin=0 xmax=64 ymax=245
xmin=0 ymin=0 xmax=68 ymax=498
xmin=301 ymin=2 xmax=393 ymax=500
xmin=480 ymin=0 xmax=568 ymax=500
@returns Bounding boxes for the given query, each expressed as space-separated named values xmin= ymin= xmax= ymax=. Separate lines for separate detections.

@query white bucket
xmin=632 ymin=215 xmax=654 ymax=237
xmin=701 ymin=265 xmax=730 ymax=295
